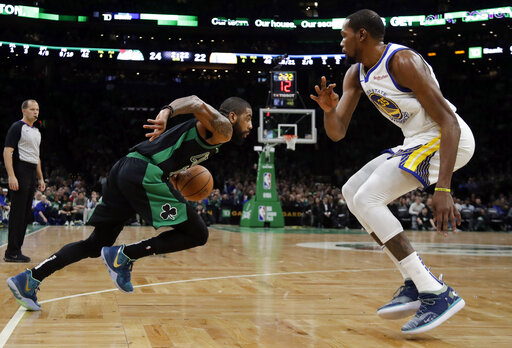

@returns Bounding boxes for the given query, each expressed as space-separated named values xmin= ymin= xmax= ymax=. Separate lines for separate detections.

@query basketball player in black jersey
xmin=7 ymin=95 xmax=253 ymax=310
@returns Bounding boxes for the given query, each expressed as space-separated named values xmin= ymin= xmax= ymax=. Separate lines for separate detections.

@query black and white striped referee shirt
xmin=4 ymin=120 xmax=41 ymax=165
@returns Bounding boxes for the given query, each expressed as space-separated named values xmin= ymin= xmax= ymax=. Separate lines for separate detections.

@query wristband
xmin=161 ymin=105 xmax=174 ymax=115
xmin=434 ymin=187 xmax=451 ymax=193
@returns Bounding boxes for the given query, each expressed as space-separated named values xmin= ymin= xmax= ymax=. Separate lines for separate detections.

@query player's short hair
xmin=21 ymin=99 xmax=38 ymax=110
xmin=219 ymin=97 xmax=251 ymax=117
xmin=346 ymin=9 xmax=385 ymax=41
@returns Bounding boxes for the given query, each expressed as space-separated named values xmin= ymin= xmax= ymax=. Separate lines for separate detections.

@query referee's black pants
xmin=6 ymin=161 xmax=37 ymax=257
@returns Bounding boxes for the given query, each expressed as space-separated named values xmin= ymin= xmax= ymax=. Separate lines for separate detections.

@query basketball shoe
xmin=6 ymin=269 xmax=41 ymax=310
xmin=377 ymin=279 xmax=420 ymax=319
xmin=401 ymin=283 xmax=465 ymax=334
xmin=101 ymin=245 xmax=135 ymax=293
xmin=4 ymin=252 xmax=31 ymax=262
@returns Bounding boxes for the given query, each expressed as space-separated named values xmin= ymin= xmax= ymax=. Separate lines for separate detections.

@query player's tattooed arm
xmin=205 ymin=110 xmax=233 ymax=140
xmin=174 ymin=95 xmax=233 ymax=142
xmin=144 ymin=95 xmax=232 ymax=142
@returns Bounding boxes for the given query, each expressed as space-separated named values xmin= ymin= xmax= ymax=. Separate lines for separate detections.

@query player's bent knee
xmin=83 ymin=233 xmax=117 ymax=258
xmin=83 ymin=238 xmax=103 ymax=258
xmin=352 ymin=190 xmax=371 ymax=216
xmin=196 ymin=224 xmax=209 ymax=246
xmin=341 ymin=183 xmax=353 ymax=205
xmin=377 ymin=228 xmax=403 ymax=245
xmin=184 ymin=205 xmax=209 ymax=247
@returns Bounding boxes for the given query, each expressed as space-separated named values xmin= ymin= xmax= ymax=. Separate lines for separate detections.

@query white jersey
xmin=357 ymin=43 xmax=475 ymax=188
xmin=359 ymin=43 xmax=456 ymax=139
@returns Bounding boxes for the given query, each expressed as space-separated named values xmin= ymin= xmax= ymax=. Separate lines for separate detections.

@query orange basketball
xmin=173 ymin=165 xmax=213 ymax=201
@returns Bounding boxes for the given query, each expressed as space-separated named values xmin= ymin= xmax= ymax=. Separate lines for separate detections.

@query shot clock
xmin=271 ymin=71 xmax=297 ymax=98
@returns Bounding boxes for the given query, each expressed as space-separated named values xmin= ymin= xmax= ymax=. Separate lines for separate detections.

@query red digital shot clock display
xmin=271 ymin=71 xmax=296 ymax=98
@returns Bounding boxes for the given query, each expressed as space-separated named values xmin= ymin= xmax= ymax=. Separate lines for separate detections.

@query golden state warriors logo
xmin=369 ymin=93 xmax=406 ymax=122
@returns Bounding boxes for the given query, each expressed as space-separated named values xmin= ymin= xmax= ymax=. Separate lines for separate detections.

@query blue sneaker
xmin=402 ymin=284 xmax=465 ymax=334
xmin=101 ymin=245 xmax=134 ymax=293
xmin=377 ymin=279 xmax=420 ymax=319
xmin=6 ymin=269 xmax=41 ymax=311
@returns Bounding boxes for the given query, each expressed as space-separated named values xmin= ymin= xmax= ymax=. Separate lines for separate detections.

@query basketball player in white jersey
xmin=310 ymin=9 xmax=474 ymax=334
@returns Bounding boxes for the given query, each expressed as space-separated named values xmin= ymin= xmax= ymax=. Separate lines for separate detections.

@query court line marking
xmin=1 ymin=267 xmax=393 ymax=347
xmin=0 ymin=308 xmax=24 ymax=348
xmin=296 ymin=241 xmax=512 ymax=257
xmin=2 ymin=264 xmax=511 ymax=347
xmin=40 ymin=267 xmax=394 ymax=304
xmin=0 ymin=226 xmax=51 ymax=347
xmin=0 ymin=225 xmax=50 ymax=250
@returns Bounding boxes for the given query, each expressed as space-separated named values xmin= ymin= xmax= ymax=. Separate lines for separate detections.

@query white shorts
xmin=384 ymin=115 xmax=475 ymax=188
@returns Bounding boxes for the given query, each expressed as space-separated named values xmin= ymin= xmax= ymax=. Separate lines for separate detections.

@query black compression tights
xmin=30 ymin=222 xmax=123 ymax=281
xmin=31 ymin=205 xmax=208 ymax=282
xmin=123 ymin=205 xmax=208 ymax=259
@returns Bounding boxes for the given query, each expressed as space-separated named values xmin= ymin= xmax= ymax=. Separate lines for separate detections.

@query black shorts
xmin=88 ymin=153 xmax=189 ymax=228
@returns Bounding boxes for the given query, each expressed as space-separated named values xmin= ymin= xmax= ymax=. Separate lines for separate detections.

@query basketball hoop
xmin=283 ymin=134 xmax=298 ymax=150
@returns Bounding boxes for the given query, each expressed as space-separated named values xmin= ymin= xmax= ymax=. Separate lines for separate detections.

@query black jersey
xmin=130 ymin=118 xmax=221 ymax=178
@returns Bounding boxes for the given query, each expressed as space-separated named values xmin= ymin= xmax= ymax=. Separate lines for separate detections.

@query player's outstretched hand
xmin=143 ymin=108 xmax=170 ymax=141
xmin=310 ymin=76 xmax=339 ymax=113
xmin=432 ymin=191 xmax=461 ymax=237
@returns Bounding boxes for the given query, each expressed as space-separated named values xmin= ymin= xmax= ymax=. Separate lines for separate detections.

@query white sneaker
xmin=64 ymin=221 xmax=69 ymax=226
xmin=70 ymin=221 xmax=75 ymax=226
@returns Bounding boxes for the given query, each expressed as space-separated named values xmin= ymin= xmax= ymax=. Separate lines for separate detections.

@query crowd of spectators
xmin=156 ymin=172 xmax=512 ymax=232
xmin=0 ymin=175 xmax=99 ymax=227
xmin=0 ymin=168 xmax=510 ymax=232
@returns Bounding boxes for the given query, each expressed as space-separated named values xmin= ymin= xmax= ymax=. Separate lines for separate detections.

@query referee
xmin=3 ymin=99 xmax=45 ymax=262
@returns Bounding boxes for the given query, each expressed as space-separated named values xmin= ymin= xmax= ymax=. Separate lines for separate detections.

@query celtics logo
xmin=369 ymin=93 xmax=407 ymax=123
xmin=160 ymin=203 xmax=178 ymax=220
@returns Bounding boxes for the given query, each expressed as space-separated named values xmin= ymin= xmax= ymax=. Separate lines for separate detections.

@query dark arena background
xmin=0 ymin=1 xmax=511 ymax=347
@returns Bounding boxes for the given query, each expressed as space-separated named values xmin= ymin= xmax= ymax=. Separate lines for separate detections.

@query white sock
xmin=382 ymin=246 xmax=409 ymax=280
xmin=400 ymin=252 xmax=443 ymax=293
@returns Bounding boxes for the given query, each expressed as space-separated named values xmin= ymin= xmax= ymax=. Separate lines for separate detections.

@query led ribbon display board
xmin=1 ymin=3 xmax=509 ymax=28
xmin=99 ymin=12 xmax=198 ymax=26
xmin=148 ymin=51 xmax=346 ymax=66
xmin=1 ymin=41 xmax=508 ymax=63
xmin=210 ymin=7 xmax=511 ymax=29
xmin=332 ymin=7 xmax=512 ymax=29
xmin=0 ymin=41 xmax=144 ymax=60
xmin=0 ymin=2 xmax=87 ymax=21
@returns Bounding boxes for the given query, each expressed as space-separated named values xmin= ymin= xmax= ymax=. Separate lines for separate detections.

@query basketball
xmin=173 ymin=165 xmax=213 ymax=201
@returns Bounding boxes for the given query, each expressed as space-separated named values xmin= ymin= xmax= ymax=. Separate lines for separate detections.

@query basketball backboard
xmin=258 ymin=108 xmax=316 ymax=145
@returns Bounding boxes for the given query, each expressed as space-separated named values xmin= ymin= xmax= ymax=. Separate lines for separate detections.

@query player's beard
xmin=232 ymin=122 xmax=248 ymax=145
xmin=344 ymin=54 xmax=356 ymax=66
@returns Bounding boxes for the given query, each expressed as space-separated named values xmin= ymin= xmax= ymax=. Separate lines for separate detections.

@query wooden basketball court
xmin=1 ymin=225 xmax=511 ymax=347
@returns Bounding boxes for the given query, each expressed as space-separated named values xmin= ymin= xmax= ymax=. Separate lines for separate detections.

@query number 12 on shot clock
xmin=271 ymin=71 xmax=297 ymax=98
xmin=281 ymin=80 xmax=292 ymax=92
